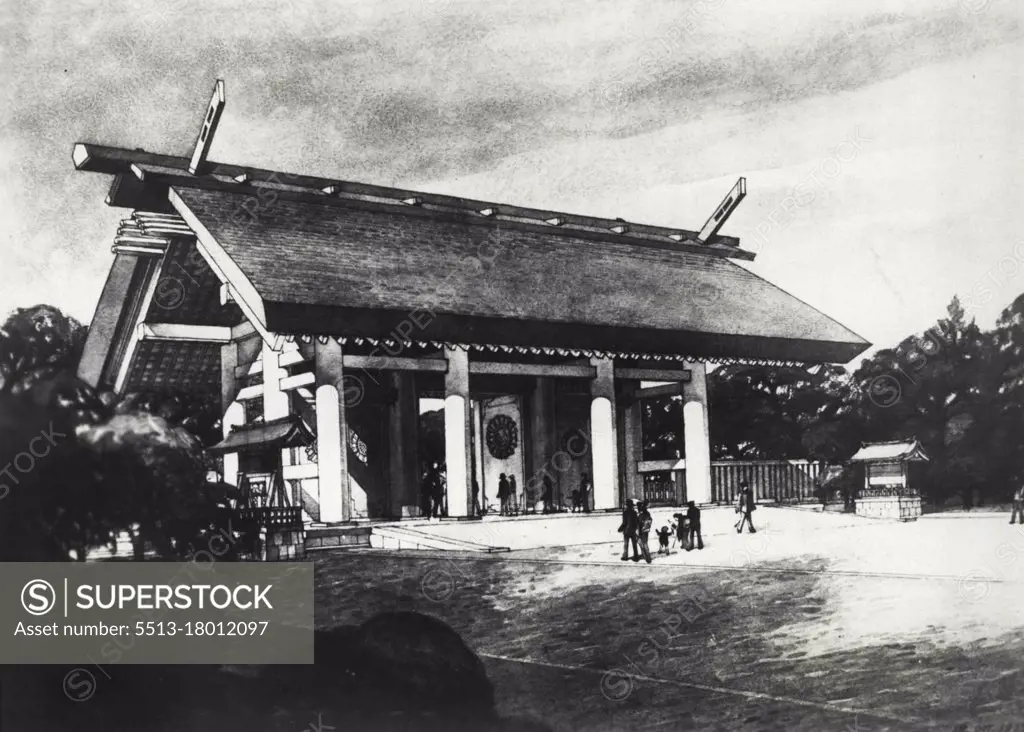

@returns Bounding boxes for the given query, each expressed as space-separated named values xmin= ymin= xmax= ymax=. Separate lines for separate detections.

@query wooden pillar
xmin=674 ymin=470 xmax=686 ymax=505
xmin=472 ymin=400 xmax=485 ymax=511
xmin=220 ymin=340 xmax=242 ymax=488
xmin=621 ymin=380 xmax=644 ymax=502
xmin=315 ymin=338 xmax=350 ymax=523
xmin=683 ymin=361 xmax=712 ymax=505
xmin=387 ymin=371 xmax=420 ymax=518
xmin=444 ymin=347 xmax=472 ymax=518
xmin=262 ymin=341 xmax=293 ymax=501
xmin=528 ymin=377 xmax=556 ymax=497
xmin=77 ymin=253 xmax=140 ymax=389
xmin=262 ymin=341 xmax=290 ymax=421
xmin=589 ymin=356 xmax=620 ymax=510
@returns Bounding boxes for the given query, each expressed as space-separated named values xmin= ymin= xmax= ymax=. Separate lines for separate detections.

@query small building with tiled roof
xmin=850 ymin=439 xmax=927 ymax=521
xmin=72 ymin=82 xmax=869 ymax=524
xmin=850 ymin=439 xmax=929 ymax=464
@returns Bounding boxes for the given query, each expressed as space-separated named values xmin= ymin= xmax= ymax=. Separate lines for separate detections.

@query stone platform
xmin=305 ymin=525 xmax=372 ymax=551
xmin=856 ymin=494 xmax=922 ymax=521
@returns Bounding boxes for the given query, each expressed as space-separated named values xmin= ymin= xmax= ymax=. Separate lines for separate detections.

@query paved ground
xmin=314 ymin=507 xmax=1024 ymax=731
xmin=14 ymin=509 xmax=1020 ymax=731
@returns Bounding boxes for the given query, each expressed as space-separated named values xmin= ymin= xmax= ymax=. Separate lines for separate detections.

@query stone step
xmin=370 ymin=525 xmax=510 ymax=553
xmin=305 ymin=525 xmax=372 ymax=551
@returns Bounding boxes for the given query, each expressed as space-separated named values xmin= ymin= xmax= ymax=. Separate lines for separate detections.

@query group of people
xmin=617 ymin=498 xmax=654 ymax=563
xmin=570 ymin=473 xmax=591 ymax=513
xmin=471 ymin=472 xmax=558 ymax=516
xmin=617 ymin=481 xmax=758 ymax=562
xmin=496 ymin=473 xmax=519 ymax=515
xmin=476 ymin=472 xmax=592 ymax=516
xmin=420 ymin=462 xmax=447 ymax=518
xmin=431 ymin=468 xmax=761 ymax=534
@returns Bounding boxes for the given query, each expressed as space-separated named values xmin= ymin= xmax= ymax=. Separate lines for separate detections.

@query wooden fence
xmin=711 ymin=460 xmax=827 ymax=505
xmin=235 ymin=506 xmax=304 ymax=530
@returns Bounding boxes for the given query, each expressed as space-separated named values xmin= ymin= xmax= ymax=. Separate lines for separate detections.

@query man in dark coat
xmin=498 ymin=473 xmax=510 ymax=516
xmin=541 ymin=474 xmax=554 ymax=513
xmin=636 ymin=501 xmax=653 ymax=564
xmin=618 ymin=499 xmax=640 ymax=561
xmin=579 ymin=473 xmax=592 ymax=514
xmin=686 ymin=500 xmax=704 ymax=550
xmin=736 ymin=481 xmax=756 ymax=533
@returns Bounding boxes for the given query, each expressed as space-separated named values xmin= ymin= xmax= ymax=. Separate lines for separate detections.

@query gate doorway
xmin=642 ymin=470 xmax=684 ymax=506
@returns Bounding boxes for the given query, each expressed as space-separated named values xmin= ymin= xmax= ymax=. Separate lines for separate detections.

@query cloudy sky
xmin=1 ymin=0 xmax=1022 ymax=364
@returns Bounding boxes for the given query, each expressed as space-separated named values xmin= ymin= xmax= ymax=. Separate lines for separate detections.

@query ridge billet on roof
xmin=73 ymin=142 xmax=752 ymax=260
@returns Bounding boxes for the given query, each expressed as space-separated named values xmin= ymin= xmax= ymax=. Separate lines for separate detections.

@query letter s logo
xmin=21 ymin=579 xmax=56 ymax=616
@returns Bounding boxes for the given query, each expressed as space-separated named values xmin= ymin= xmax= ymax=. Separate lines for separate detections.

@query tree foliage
xmin=0 ymin=305 xmax=232 ymax=561
xmin=669 ymin=294 xmax=1024 ymax=504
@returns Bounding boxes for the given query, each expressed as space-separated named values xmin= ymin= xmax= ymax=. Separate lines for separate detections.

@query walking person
xmin=736 ymin=481 xmax=757 ymax=533
xmin=686 ymin=500 xmax=704 ymax=550
xmin=1011 ymin=481 xmax=1024 ymax=525
xmin=637 ymin=500 xmax=653 ymax=563
xmin=618 ymin=499 xmax=640 ymax=561
xmin=498 ymin=473 xmax=510 ymax=516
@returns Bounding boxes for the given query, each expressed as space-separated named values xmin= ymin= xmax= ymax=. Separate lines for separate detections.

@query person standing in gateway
xmin=579 ymin=472 xmax=592 ymax=514
xmin=498 ymin=473 xmax=510 ymax=516
xmin=541 ymin=474 xmax=555 ymax=514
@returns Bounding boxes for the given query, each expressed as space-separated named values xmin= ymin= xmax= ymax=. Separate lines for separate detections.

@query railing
xmin=235 ymin=506 xmax=304 ymax=530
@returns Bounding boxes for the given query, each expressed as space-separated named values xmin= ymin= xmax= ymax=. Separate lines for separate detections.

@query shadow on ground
xmin=311 ymin=552 xmax=1024 ymax=731
xmin=6 ymin=552 xmax=1022 ymax=731
xmin=2 ymin=610 xmax=553 ymax=732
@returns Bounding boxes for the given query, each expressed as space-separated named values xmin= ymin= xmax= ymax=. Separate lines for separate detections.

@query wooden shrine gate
xmin=641 ymin=470 xmax=685 ymax=506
